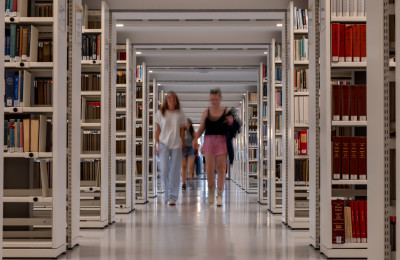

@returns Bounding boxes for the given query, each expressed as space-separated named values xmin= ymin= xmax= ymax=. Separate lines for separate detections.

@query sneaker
xmin=168 ymin=198 xmax=176 ymax=206
xmin=182 ymin=183 xmax=186 ymax=190
xmin=208 ymin=186 xmax=215 ymax=204
xmin=217 ymin=189 xmax=223 ymax=207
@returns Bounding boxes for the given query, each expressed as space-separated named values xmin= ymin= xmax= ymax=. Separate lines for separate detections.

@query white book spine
xmin=337 ymin=0 xmax=343 ymax=17
xmin=343 ymin=0 xmax=350 ymax=16
xmin=350 ymin=0 xmax=357 ymax=16
xmin=358 ymin=0 xmax=365 ymax=17
xmin=331 ymin=0 xmax=337 ymax=17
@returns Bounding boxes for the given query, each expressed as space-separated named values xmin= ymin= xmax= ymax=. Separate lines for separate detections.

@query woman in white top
xmin=155 ymin=91 xmax=186 ymax=205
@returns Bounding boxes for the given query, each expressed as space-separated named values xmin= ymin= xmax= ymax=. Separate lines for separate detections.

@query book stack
xmin=4 ymin=116 xmax=52 ymax=153
xmin=81 ymin=74 xmax=101 ymax=91
xmin=249 ymin=92 xmax=257 ymax=102
xmin=294 ymin=96 xmax=309 ymax=125
xmin=116 ymin=160 xmax=126 ymax=176
xmin=249 ymin=162 xmax=257 ymax=174
xmin=80 ymin=160 xmax=101 ymax=186
xmin=331 ymin=24 xmax=366 ymax=63
xmin=275 ymin=42 xmax=282 ymax=61
xmin=276 ymin=138 xmax=282 ymax=157
xmin=116 ymin=92 xmax=126 ymax=108
xmin=295 ymin=159 xmax=309 ymax=185
xmin=82 ymin=34 xmax=101 ymax=61
xmin=276 ymin=114 xmax=282 ymax=132
xmin=276 ymin=91 xmax=283 ymax=108
xmin=294 ymin=130 xmax=308 ymax=155
xmin=116 ymin=115 xmax=126 ymax=131
xmin=331 ymin=0 xmax=366 ymax=18
xmin=294 ymin=68 xmax=309 ymax=92
xmin=5 ymin=25 xmax=41 ymax=62
xmin=332 ymin=136 xmax=366 ymax=180
xmin=6 ymin=0 xmax=53 ymax=17
xmin=85 ymin=102 xmax=101 ymax=120
xmin=136 ymin=65 xmax=143 ymax=81
xmin=116 ymin=138 xmax=126 ymax=154
xmin=293 ymin=7 xmax=308 ymax=30
xmin=275 ymin=67 xmax=282 ymax=83
xmin=117 ymin=71 xmax=126 ymax=84
xmin=332 ymin=200 xmax=367 ymax=244
xmin=82 ymin=130 xmax=101 ymax=152
xmin=294 ymin=37 xmax=308 ymax=61
xmin=332 ymin=84 xmax=366 ymax=121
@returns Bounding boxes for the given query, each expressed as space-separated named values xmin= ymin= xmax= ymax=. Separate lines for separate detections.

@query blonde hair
xmin=161 ymin=91 xmax=181 ymax=116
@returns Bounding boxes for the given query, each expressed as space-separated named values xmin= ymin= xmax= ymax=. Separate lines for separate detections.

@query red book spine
xmin=360 ymin=24 xmax=367 ymax=62
xmin=332 ymin=200 xmax=345 ymax=244
xmin=358 ymin=137 xmax=367 ymax=180
xmin=120 ymin=52 xmax=126 ymax=60
xmin=352 ymin=25 xmax=361 ymax=62
xmin=350 ymin=85 xmax=358 ymax=121
xmin=332 ymin=85 xmax=341 ymax=120
xmin=342 ymin=137 xmax=350 ymax=180
xmin=332 ymin=23 xmax=340 ymax=62
xmin=354 ymin=201 xmax=361 ymax=243
xmin=365 ymin=201 xmax=367 ymax=239
xmin=350 ymin=137 xmax=359 ymax=180
xmin=345 ymin=25 xmax=353 ymax=62
xmin=350 ymin=201 xmax=356 ymax=243
xmin=97 ymin=35 xmax=101 ymax=60
xmin=339 ymin=24 xmax=345 ymax=62
xmin=263 ymin=64 xmax=266 ymax=79
xmin=299 ymin=130 xmax=308 ymax=155
xmin=332 ymin=136 xmax=342 ymax=180
xmin=359 ymin=201 xmax=367 ymax=243
xmin=358 ymin=85 xmax=367 ymax=121
xmin=14 ymin=0 xmax=18 ymax=12
xmin=341 ymin=84 xmax=350 ymax=121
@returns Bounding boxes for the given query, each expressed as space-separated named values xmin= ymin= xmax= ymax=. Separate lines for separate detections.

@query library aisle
xmin=59 ymin=180 xmax=325 ymax=260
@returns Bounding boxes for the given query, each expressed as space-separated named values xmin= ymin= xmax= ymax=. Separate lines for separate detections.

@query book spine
xmin=359 ymin=200 xmax=367 ymax=243
xmin=14 ymin=74 xmax=19 ymax=107
xmin=350 ymin=201 xmax=357 ymax=242
xmin=332 ymin=136 xmax=342 ymax=179
xmin=358 ymin=84 xmax=367 ymax=120
xmin=349 ymin=137 xmax=359 ymax=180
xmin=337 ymin=0 xmax=343 ymax=17
xmin=332 ymin=200 xmax=345 ymax=244
xmin=332 ymin=23 xmax=340 ymax=62
xmin=97 ymin=35 xmax=101 ymax=60
xmin=10 ymin=24 xmax=16 ymax=61
xmin=360 ymin=24 xmax=366 ymax=62
xmin=352 ymin=25 xmax=361 ymax=62
xmin=345 ymin=25 xmax=353 ymax=62
xmin=27 ymin=26 xmax=31 ymax=61
xmin=350 ymin=0 xmax=357 ymax=16
xmin=350 ymin=85 xmax=358 ymax=121
xmin=341 ymin=84 xmax=350 ymax=121
xmin=9 ymin=120 xmax=15 ymax=153
xmin=343 ymin=0 xmax=350 ymax=16
xmin=15 ymin=26 xmax=20 ymax=61
xmin=16 ymin=119 xmax=20 ymax=151
xmin=4 ymin=120 xmax=8 ymax=152
xmin=354 ymin=200 xmax=361 ymax=243
xmin=342 ymin=137 xmax=350 ymax=179
xmin=5 ymin=71 xmax=15 ymax=107
xmin=20 ymin=121 xmax=23 ymax=152
xmin=358 ymin=136 xmax=367 ymax=180
xmin=339 ymin=24 xmax=345 ymax=62
xmin=299 ymin=130 xmax=308 ymax=155
xmin=5 ymin=36 xmax=11 ymax=61
xmin=332 ymin=85 xmax=341 ymax=120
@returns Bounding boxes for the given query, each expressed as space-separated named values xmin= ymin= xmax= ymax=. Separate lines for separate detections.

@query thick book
xmin=341 ymin=84 xmax=350 ymax=121
xmin=339 ymin=24 xmax=345 ymax=62
xmin=358 ymin=85 xmax=367 ymax=121
xmin=30 ymin=118 xmax=40 ymax=152
xmin=332 ymin=200 xmax=345 ymax=244
xmin=350 ymin=201 xmax=357 ymax=242
xmin=14 ymin=73 xmax=19 ymax=107
xmin=345 ymin=25 xmax=353 ymax=62
xmin=349 ymin=137 xmax=359 ymax=180
xmin=352 ymin=25 xmax=361 ymax=62
xmin=23 ymin=119 xmax=30 ymax=152
xmin=332 ymin=85 xmax=341 ymax=120
xmin=358 ymin=137 xmax=367 ymax=180
xmin=332 ymin=23 xmax=340 ymax=62
xmin=360 ymin=24 xmax=366 ymax=62
xmin=19 ymin=120 xmax=23 ymax=152
xmin=4 ymin=120 xmax=8 ymax=152
xmin=299 ymin=130 xmax=308 ymax=155
xmin=344 ymin=206 xmax=353 ymax=243
xmin=5 ymin=71 xmax=15 ymax=107
xmin=342 ymin=137 xmax=350 ymax=180
xmin=354 ymin=200 xmax=361 ymax=243
xmin=332 ymin=136 xmax=342 ymax=180
xmin=359 ymin=200 xmax=367 ymax=243
xmin=350 ymin=85 xmax=358 ymax=121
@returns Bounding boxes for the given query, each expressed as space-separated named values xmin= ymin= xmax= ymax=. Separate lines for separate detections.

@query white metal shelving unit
xmin=246 ymin=91 xmax=258 ymax=194
xmin=0 ymin=1 xmax=4 ymax=258
xmin=156 ymin=89 xmax=165 ymax=194
xmin=259 ymin=62 xmax=268 ymax=204
xmin=319 ymin=0 xmax=368 ymax=257
xmin=80 ymin=1 xmax=110 ymax=229
xmin=148 ymin=78 xmax=157 ymax=198
xmin=135 ymin=61 xmax=148 ymax=204
xmin=268 ymin=38 xmax=283 ymax=213
xmin=282 ymin=1 xmax=310 ymax=229
xmin=2 ymin=0 xmax=67 ymax=257
xmin=115 ymin=40 xmax=133 ymax=213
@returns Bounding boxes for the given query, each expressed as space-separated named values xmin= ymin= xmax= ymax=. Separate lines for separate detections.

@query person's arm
xmin=180 ymin=126 xmax=186 ymax=153
xmin=155 ymin=123 xmax=161 ymax=154
xmin=192 ymin=110 xmax=207 ymax=148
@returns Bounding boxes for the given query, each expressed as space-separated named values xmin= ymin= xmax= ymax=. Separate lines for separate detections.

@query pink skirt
xmin=201 ymin=135 xmax=227 ymax=156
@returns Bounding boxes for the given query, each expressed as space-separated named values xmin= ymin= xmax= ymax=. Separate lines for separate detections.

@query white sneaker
xmin=168 ymin=198 xmax=176 ymax=206
xmin=217 ymin=189 xmax=223 ymax=207
xmin=208 ymin=186 xmax=215 ymax=204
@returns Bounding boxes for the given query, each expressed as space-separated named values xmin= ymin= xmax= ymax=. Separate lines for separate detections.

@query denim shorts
xmin=182 ymin=146 xmax=195 ymax=157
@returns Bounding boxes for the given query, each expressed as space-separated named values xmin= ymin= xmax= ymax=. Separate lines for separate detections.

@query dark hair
xmin=210 ymin=88 xmax=222 ymax=97
xmin=161 ymin=91 xmax=181 ymax=116
xmin=187 ymin=118 xmax=195 ymax=136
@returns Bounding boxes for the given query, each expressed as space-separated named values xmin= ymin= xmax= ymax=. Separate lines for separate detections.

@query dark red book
xmin=299 ymin=130 xmax=308 ymax=155
xmin=339 ymin=24 xmax=345 ymax=62
xmin=332 ymin=23 xmax=340 ymax=62
xmin=354 ymin=201 xmax=361 ymax=243
xmin=332 ymin=85 xmax=341 ymax=121
xmin=342 ymin=137 xmax=350 ymax=180
xmin=352 ymin=25 xmax=361 ymax=62
xmin=345 ymin=25 xmax=353 ymax=62
xmin=350 ymin=137 xmax=359 ymax=180
xmin=332 ymin=136 xmax=342 ymax=180
xmin=359 ymin=200 xmax=367 ymax=243
xmin=350 ymin=201 xmax=356 ymax=243
xmin=358 ymin=85 xmax=367 ymax=121
xmin=97 ymin=35 xmax=101 ymax=59
xmin=332 ymin=200 xmax=345 ymax=244
xmin=120 ymin=51 xmax=126 ymax=60
xmin=365 ymin=201 xmax=367 ymax=239
xmin=350 ymin=85 xmax=358 ymax=121
xmin=341 ymin=84 xmax=350 ymax=121
xmin=360 ymin=24 xmax=367 ymax=62
xmin=358 ymin=137 xmax=367 ymax=180
xmin=263 ymin=64 xmax=266 ymax=79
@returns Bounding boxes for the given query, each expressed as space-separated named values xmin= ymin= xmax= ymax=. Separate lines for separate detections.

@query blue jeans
xmin=159 ymin=142 xmax=182 ymax=202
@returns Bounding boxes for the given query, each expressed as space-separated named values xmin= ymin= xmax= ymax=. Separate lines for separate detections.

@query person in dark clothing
xmin=226 ymin=107 xmax=241 ymax=164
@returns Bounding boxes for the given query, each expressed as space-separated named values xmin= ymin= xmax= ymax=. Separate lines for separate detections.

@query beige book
xmin=39 ymin=115 xmax=47 ymax=152
xmin=40 ymin=160 xmax=49 ymax=197
xmin=30 ymin=119 xmax=40 ymax=152
xmin=344 ymin=206 xmax=353 ymax=243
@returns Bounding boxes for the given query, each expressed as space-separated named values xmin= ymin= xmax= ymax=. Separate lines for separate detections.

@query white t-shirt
xmin=155 ymin=109 xmax=186 ymax=149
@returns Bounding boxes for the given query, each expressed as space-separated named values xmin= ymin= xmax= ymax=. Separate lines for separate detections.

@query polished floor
xmin=60 ymin=179 xmax=327 ymax=260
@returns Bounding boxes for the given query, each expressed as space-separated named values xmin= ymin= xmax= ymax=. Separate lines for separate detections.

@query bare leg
xmin=216 ymin=154 xmax=227 ymax=191
xmin=181 ymin=157 xmax=187 ymax=185
xmin=205 ymin=155 xmax=216 ymax=188
xmin=187 ymin=156 xmax=195 ymax=178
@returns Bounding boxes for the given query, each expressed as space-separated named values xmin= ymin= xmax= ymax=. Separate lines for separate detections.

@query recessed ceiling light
xmin=149 ymin=70 xmax=153 ymax=73
xmin=116 ymin=24 xmax=124 ymax=27
xmin=264 ymin=52 xmax=268 ymax=55
xmin=136 ymin=51 xmax=142 ymax=55
xmin=157 ymin=83 xmax=161 ymax=86
xmin=243 ymin=94 xmax=246 ymax=95
xmin=277 ymin=23 xmax=283 ymax=27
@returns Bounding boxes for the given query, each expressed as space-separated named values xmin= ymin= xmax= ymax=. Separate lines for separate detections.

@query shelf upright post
xmin=131 ymin=45 xmax=137 ymax=209
xmin=396 ymin=0 xmax=400 ymax=255
xmin=0 ymin=2 xmax=4 ymax=258
xmin=125 ymin=39 xmax=133 ymax=211
xmin=258 ymin=61 xmax=267 ymax=204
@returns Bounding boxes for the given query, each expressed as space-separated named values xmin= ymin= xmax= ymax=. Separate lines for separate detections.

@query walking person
xmin=181 ymin=118 xmax=195 ymax=190
xmin=155 ymin=91 xmax=186 ymax=205
xmin=192 ymin=88 xmax=234 ymax=206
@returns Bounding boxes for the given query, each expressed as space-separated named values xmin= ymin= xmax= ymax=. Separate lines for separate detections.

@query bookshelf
xmin=259 ymin=62 xmax=268 ymax=204
xmin=135 ymin=61 xmax=148 ymax=203
xmin=232 ymin=100 xmax=245 ymax=188
xmin=80 ymin=1 xmax=110 ymax=228
xmin=156 ymin=90 xmax=164 ymax=194
xmin=147 ymin=78 xmax=157 ymax=198
xmin=115 ymin=40 xmax=133 ymax=213
xmin=240 ymin=98 xmax=246 ymax=190
xmin=319 ymin=0 xmax=368 ymax=258
xmin=282 ymin=1 xmax=310 ymax=229
xmin=267 ymin=38 xmax=283 ymax=213
xmin=3 ymin=0 xmax=67 ymax=257
xmin=0 ymin=1 xmax=4 ymax=258
xmin=246 ymin=91 xmax=258 ymax=193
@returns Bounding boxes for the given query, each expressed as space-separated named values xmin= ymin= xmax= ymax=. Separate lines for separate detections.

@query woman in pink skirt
xmin=192 ymin=88 xmax=233 ymax=206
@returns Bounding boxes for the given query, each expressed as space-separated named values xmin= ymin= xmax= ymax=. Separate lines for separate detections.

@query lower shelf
xmin=320 ymin=244 xmax=367 ymax=258
xmin=3 ymin=243 xmax=66 ymax=258
xmin=115 ymin=206 xmax=132 ymax=214
xmin=80 ymin=218 xmax=108 ymax=229
xmin=288 ymin=218 xmax=309 ymax=229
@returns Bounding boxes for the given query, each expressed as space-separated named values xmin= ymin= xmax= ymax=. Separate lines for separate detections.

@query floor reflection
xmin=59 ymin=179 xmax=327 ymax=260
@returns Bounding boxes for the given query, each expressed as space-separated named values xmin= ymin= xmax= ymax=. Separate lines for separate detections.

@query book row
xmin=5 ymin=70 xmax=52 ymax=107
xmin=262 ymin=84 xmax=267 ymax=98
xmin=275 ymin=67 xmax=282 ymax=82
xmin=262 ymin=125 xmax=267 ymax=138
xmin=332 ymin=84 xmax=366 ymax=121
xmin=82 ymin=34 xmax=101 ymax=61
xmin=86 ymin=20 xmax=101 ymax=30
xmin=136 ymin=86 xmax=143 ymax=99
xmin=136 ymin=143 xmax=142 ymax=156
xmin=80 ymin=160 xmax=100 ymax=185
xmin=136 ymin=104 xmax=143 ymax=118
xmin=332 ymin=24 xmax=366 ymax=63
xmin=82 ymin=130 xmax=100 ymax=152
xmin=332 ymin=200 xmax=367 ymax=244
xmin=293 ymin=7 xmax=308 ymax=30
xmin=249 ymin=149 xmax=258 ymax=160
xmin=331 ymin=0 xmax=366 ymax=18
xmin=332 ymin=136 xmax=366 ymax=180
xmin=262 ymin=104 xmax=267 ymax=119
xmin=275 ymin=42 xmax=282 ymax=60
xmin=249 ymin=133 xmax=257 ymax=146
xmin=137 ymin=65 xmax=144 ymax=81
xmin=248 ymin=92 xmax=257 ymax=102
xmin=248 ymin=106 xmax=257 ymax=118
xmin=294 ymin=96 xmax=309 ymax=125
xmin=294 ymin=68 xmax=309 ymax=92
xmin=248 ymin=120 xmax=257 ymax=131
xmin=116 ymin=138 xmax=126 ymax=154
xmin=116 ymin=160 xmax=126 ymax=176
xmin=136 ymin=161 xmax=142 ymax=175
xmin=84 ymin=102 xmax=101 ymax=121
xmin=276 ymin=114 xmax=282 ymax=132
xmin=294 ymin=130 xmax=308 ymax=155
xmin=249 ymin=162 xmax=257 ymax=174
xmin=4 ymin=116 xmax=51 ymax=153
xmin=81 ymin=73 xmax=101 ymax=91
xmin=5 ymin=0 xmax=53 ymax=17
xmin=116 ymin=92 xmax=126 ymax=108
xmin=276 ymin=162 xmax=282 ymax=180
xmin=294 ymin=37 xmax=308 ymax=61
xmin=276 ymin=138 xmax=282 ymax=157
xmin=117 ymin=51 xmax=126 ymax=61
xmin=116 ymin=115 xmax=126 ymax=131
xmin=136 ymin=126 xmax=142 ymax=137
xmin=116 ymin=71 xmax=126 ymax=84
xmin=262 ymin=64 xmax=267 ymax=79
xmin=276 ymin=91 xmax=283 ymax=108
xmin=295 ymin=159 xmax=309 ymax=186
